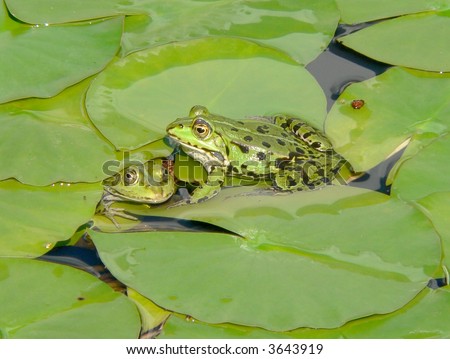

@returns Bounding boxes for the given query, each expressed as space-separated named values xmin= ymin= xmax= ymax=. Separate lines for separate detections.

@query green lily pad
xmin=0 ymin=258 xmax=140 ymax=338
xmin=0 ymin=79 xmax=116 ymax=186
xmin=335 ymin=0 xmax=450 ymax=24
xmin=86 ymin=37 xmax=327 ymax=150
xmin=160 ymin=287 xmax=450 ymax=338
xmin=326 ymin=67 xmax=450 ymax=172
xmin=5 ymin=0 xmax=339 ymax=65
xmin=0 ymin=2 xmax=123 ymax=104
xmin=90 ymin=186 xmax=440 ymax=331
xmin=391 ymin=135 xmax=450 ymax=201
xmin=127 ymin=288 xmax=171 ymax=338
xmin=4 ymin=0 xmax=141 ymax=24
xmin=0 ymin=180 xmax=102 ymax=258
xmin=416 ymin=192 xmax=450 ymax=272
xmin=338 ymin=11 xmax=450 ymax=72
xmin=121 ymin=0 xmax=340 ymax=63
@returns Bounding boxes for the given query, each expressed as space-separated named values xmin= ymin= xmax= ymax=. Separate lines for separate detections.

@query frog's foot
xmin=104 ymin=207 xmax=139 ymax=228
xmin=98 ymin=205 xmax=139 ymax=229
xmin=97 ymin=193 xmax=139 ymax=228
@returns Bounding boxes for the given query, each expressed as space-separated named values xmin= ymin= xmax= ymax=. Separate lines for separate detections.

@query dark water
xmin=41 ymin=24 xmax=446 ymax=289
xmin=307 ymin=23 xmax=398 ymax=194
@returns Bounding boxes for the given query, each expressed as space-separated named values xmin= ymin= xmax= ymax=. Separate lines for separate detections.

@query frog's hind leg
xmin=272 ymin=158 xmax=333 ymax=192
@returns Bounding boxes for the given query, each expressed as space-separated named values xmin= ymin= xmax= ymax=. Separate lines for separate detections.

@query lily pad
xmin=0 ymin=258 xmax=140 ymax=338
xmin=391 ymin=135 xmax=450 ymax=201
xmin=127 ymin=288 xmax=171 ymax=338
xmin=160 ymin=287 xmax=450 ymax=338
xmin=121 ymin=0 xmax=340 ymax=63
xmin=0 ymin=2 xmax=123 ymax=104
xmin=4 ymin=0 xmax=142 ymax=24
xmin=5 ymin=0 xmax=340 ymax=65
xmin=90 ymin=186 xmax=440 ymax=331
xmin=338 ymin=11 xmax=450 ymax=72
xmin=86 ymin=37 xmax=327 ymax=150
xmin=326 ymin=67 xmax=450 ymax=172
xmin=0 ymin=79 xmax=116 ymax=186
xmin=416 ymin=192 xmax=450 ymax=272
xmin=335 ymin=0 xmax=450 ymax=24
xmin=0 ymin=180 xmax=102 ymax=258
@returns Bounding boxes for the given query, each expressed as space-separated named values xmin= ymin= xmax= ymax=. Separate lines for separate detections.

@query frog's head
xmin=166 ymin=106 xmax=227 ymax=157
xmin=103 ymin=161 xmax=175 ymax=204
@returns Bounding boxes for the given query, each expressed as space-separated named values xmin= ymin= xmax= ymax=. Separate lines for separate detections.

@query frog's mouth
xmin=168 ymin=136 xmax=227 ymax=168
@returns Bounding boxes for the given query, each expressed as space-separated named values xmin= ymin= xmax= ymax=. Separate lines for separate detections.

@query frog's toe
xmin=104 ymin=213 xmax=121 ymax=229
xmin=103 ymin=207 xmax=139 ymax=228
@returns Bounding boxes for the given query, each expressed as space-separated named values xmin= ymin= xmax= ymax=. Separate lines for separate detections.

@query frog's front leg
xmin=96 ymin=192 xmax=139 ymax=228
xmin=171 ymin=166 xmax=225 ymax=206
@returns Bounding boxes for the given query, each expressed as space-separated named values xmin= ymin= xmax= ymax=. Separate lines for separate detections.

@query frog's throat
xmin=172 ymin=140 xmax=227 ymax=171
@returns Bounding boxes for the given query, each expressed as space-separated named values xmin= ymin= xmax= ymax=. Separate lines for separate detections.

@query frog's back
xmin=213 ymin=116 xmax=318 ymax=157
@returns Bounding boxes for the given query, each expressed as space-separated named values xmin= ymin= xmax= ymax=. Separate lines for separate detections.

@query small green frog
xmin=98 ymin=158 xmax=175 ymax=226
xmin=166 ymin=105 xmax=349 ymax=204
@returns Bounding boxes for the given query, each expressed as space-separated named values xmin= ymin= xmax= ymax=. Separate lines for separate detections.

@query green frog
xmin=98 ymin=158 xmax=175 ymax=226
xmin=166 ymin=105 xmax=349 ymax=204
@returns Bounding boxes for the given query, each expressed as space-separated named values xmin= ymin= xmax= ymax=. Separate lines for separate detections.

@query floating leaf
xmin=0 ymin=258 xmax=140 ymax=338
xmin=127 ymin=288 xmax=171 ymax=338
xmin=160 ymin=287 xmax=450 ymax=338
xmin=338 ymin=11 xmax=450 ymax=72
xmin=335 ymin=0 xmax=450 ymax=24
xmin=0 ymin=79 xmax=116 ymax=186
xmin=86 ymin=37 xmax=327 ymax=150
xmin=0 ymin=180 xmax=102 ymax=258
xmin=91 ymin=186 xmax=440 ymax=331
xmin=4 ymin=0 xmax=141 ymax=24
xmin=5 ymin=0 xmax=340 ymax=65
xmin=416 ymin=192 xmax=450 ymax=271
xmin=121 ymin=0 xmax=340 ymax=63
xmin=326 ymin=67 xmax=450 ymax=171
xmin=391 ymin=135 xmax=450 ymax=201
xmin=0 ymin=2 xmax=123 ymax=103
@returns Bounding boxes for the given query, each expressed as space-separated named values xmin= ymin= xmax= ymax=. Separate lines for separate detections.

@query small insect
xmin=351 ymin=99 xmax=365 ymax=109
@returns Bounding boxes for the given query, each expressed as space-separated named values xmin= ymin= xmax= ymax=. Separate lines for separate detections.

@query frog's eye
xmin=123 ymin=168 xmax=139 ymax=186
xmin=193 ymin=118 xmax=212 ymax=139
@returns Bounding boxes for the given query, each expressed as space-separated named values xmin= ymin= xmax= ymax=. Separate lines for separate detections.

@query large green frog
xmin=166 ymin=105 xmax=349 ymax=204
xmin=98 ymin=158 xmax=175 ymax=226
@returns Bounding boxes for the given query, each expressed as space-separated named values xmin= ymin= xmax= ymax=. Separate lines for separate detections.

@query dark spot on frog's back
xmin=231 ymin=127 xmax=239 ymax=132
xmin=231 ymin=140 xmax=249 ymax=153
xmin=277 ymin=139 xmax=286 ymax=146
xmin=244 ymin=135 xmax=253 ymax=142
xmin=229 ymin=165 xmax=240 ymax=173
xmin=237 ymin=121 xmax=245 ymax=125
xmin=256 ymin=125 xmax=269 ymax=134
xmin=293 ymin=123 xmax=303 ymax=133
xmin=262 ymin=141 xmax=271 ymax=148
xmin=256 ymin=152 xmax=266 ymax=160
xmin=288 ymin=151 xmax=297 ymax=159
